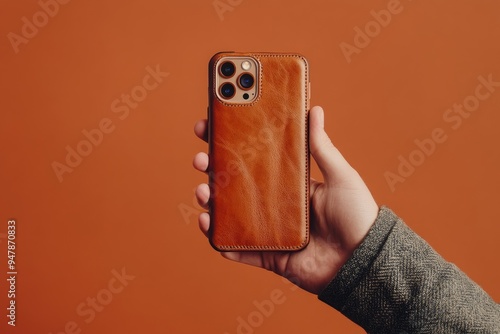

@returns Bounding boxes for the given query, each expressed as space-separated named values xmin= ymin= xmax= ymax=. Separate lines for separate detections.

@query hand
xmin=193 ymin=106 xmax=379 ymax=294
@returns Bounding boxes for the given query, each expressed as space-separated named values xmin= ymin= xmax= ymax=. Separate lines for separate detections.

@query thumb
xmin=309 ymin=106 xmax=353 ymax=184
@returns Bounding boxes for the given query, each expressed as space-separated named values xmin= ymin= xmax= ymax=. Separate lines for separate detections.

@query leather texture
xmin=208 ymin=52 xmax=310 ymax=251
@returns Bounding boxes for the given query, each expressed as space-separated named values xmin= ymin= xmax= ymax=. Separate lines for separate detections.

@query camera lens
xmin=220 ymin=83 xmax=235 ymax=98
xmin=239 ymin=73 xmax=254 ymax=90
xmin=220 ymin=62 xmax=235 ymax=78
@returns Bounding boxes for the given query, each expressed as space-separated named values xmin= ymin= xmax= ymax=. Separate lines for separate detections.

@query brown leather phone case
xmin=208 ymin=52 xmax=310 ymax=251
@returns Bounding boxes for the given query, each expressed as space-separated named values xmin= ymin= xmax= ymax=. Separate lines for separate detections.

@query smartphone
xmin=207 ymin=52 xmax=310 ymax=251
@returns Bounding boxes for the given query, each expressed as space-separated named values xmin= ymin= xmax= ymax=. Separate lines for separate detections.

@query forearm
xmin=318 ymin=206 xmax=500 ymax=333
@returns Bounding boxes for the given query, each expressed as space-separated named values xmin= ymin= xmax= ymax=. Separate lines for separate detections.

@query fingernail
xmin=319 ymin=107 xmax=324 ymax=128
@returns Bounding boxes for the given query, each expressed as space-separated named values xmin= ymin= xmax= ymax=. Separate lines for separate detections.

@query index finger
xmin=194 ymin=119 xmax=208 ymax=143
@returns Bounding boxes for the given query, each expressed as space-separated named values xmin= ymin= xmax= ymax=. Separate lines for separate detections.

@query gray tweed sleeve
xmin=318 ymin=206 xmax=500 ymax=333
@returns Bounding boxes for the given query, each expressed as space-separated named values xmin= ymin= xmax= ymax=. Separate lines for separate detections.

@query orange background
xmin=1 ymin=0 xmax=499 ymax=333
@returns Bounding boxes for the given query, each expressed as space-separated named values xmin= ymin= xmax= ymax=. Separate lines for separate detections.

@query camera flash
xmin=241 ymin=61 xmax=251 ymax=70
